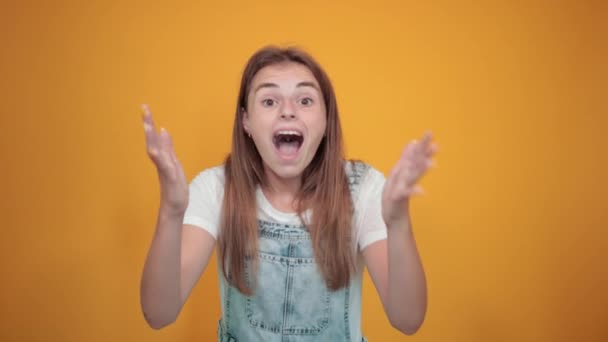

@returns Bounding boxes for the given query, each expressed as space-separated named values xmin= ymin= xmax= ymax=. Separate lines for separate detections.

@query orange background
xmin=1 ymin=1 xmax=606 ymax=341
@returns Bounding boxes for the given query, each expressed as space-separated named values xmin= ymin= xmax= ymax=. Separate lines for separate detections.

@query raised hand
xmin=381 ymin=131 xmax=437 ymax=226
xmin=142 ymin=104 xmax=189 ymax=214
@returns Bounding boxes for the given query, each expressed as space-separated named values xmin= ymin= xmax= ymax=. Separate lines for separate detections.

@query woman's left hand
xmin=382 ymin=131 xmax=438 ymax=227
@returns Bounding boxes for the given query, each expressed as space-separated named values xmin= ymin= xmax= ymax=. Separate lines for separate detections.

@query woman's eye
xmin=262 ymin=99 xmax=276 ymax=107
xmin=300 ymin=97 xmax=313 ymax=106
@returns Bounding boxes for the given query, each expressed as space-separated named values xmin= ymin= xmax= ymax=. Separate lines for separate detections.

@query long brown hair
xmin=219 ymin=46 xmax=354 ymax=295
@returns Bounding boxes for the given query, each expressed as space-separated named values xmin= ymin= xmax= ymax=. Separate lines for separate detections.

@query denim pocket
xmin=245 ymin=252 xmax=331 ymax=335
xmin=217 ymin=319 xmax=237 ymax=342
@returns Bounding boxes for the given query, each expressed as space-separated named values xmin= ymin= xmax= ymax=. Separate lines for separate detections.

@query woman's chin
xmin=263 ymin=160 xmax=306 ymax=181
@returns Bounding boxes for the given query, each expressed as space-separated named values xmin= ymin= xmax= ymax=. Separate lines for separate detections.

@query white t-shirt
xmin=183 ymin=161 xmax=387 ymax=252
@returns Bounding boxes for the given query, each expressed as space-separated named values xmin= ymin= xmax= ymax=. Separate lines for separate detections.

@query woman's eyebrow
xmin=296 ymin=81 xmax=319 ymax=91
xmin=253 ymin=81 xmax=319 ymax=94
xmin=253 ymin=82 xmax=279 ymax=93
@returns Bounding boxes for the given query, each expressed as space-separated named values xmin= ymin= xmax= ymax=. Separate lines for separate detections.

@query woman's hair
xmin=219 ymin=46 xmax=354 ymax=295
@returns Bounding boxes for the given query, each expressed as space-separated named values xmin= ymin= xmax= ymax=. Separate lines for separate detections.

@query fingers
xmin=141 ymin=104 xmax=179 ymax=168
xmin=397 ymin=141 xmax=416 ymax=168
xmin=428 ymin=142 xmax=439 ymax=155
xmin=411 ymin=184 xmax=425 ymax=196
xmin=393 ymin=161 xmax=412 ymax=199
xmin=390 ymin=162 xmax=424 ymax=200
xmin=420 ymin=131 xmax=432 ymax=149
xmin=160 ymin=127 xmax=179 ymax=164
xmin=400 ymin=140 xmax=427 ymax=173
xmin=142 ymin=105 xmax=161 ymax=159
xmin=142 ymin=104 xmax=157 ymax=133
xmin=418 ymin=131 xmax=439 ymax=156
xmin=397 ymin=132 xmax=438 ymax=188
xmin=414 ymin=131 xmax=438 ymax=167
xmin=400 ymin=132 xmax=435 ymax=160
xmin=384 ymin=159 xmax=401 ymax=200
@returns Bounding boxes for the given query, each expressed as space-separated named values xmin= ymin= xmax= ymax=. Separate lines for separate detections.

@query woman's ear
xmin=241 ymin=108 xmax=250 ymax=136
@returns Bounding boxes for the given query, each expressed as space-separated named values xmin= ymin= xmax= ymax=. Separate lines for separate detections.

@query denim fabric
xmin=217 ymin=162 xmax=371 ymax=342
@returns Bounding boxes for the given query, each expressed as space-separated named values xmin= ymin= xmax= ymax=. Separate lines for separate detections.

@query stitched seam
xmin=282 ymin=244 xmax=295 ymax=336
xmin=344 ymin=285 xmax=351 ymax=341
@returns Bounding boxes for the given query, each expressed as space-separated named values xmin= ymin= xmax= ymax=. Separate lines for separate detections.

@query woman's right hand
xmin=142 ymin=104 xmax=189 ymax=215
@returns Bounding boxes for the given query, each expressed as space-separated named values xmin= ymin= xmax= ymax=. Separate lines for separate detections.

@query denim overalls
xmin=217 ymin=162 xmax=370 ymax=342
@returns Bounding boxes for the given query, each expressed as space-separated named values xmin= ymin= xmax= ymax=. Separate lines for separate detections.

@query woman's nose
xmin=280 ymin=101 xmax=296 ymax=119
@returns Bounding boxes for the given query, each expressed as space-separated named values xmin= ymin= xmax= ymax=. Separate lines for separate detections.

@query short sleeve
xmin=355 ymin=166 xmax=387 ymax=251
xmin=182 ymin=166 xmax=225 ymax=239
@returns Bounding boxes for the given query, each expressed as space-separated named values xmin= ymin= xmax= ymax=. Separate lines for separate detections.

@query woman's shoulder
xmin=191 ymin=164 xmax=226 ymax=188
xmin=344 ymin=159 xmax=384 ymax=181
xmin=344 ymin=159 xmax=385 ymax=195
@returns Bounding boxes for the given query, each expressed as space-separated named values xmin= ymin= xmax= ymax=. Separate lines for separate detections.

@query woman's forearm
xmin=140 ymin=206 xmax=184 ymax=329
xmin=386 ymin=213 xmax=428 ymax=335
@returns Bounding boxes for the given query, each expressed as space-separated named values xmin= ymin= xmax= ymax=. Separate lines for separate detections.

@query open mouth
xmin=273 ymin=130 xmax=304 ymax=158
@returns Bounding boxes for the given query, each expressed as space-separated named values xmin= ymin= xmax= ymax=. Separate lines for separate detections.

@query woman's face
xmin=243 ymin=62 xmax=327 ymax=181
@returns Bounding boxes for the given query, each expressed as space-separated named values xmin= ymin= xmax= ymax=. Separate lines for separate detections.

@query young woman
xmin=140 ymin=46 xmax=436 ymax=341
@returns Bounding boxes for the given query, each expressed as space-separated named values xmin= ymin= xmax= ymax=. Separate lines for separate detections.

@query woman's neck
xmin=262 ymin=166 xmax=302 ymax=213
